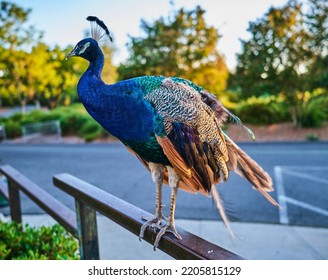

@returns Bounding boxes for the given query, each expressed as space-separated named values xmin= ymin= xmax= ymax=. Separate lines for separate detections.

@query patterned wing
xmin=144 ymin=78 xmax=230 ymax=194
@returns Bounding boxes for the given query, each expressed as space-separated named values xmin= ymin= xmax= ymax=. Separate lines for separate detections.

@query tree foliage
xmin=118 ymin=6 xmax=228 ymax=95
xmin=0 ymin=1 xmax=42 ymax=49
xmin=101 ymin=44 xmax=118 ymax=84
xmin=306 ymin=0 xmax=328 ymax=90
xmin=0 ymin=1 xmax=116 ymax=111
xmin=230 ymin=0 xmax=328 ymax=126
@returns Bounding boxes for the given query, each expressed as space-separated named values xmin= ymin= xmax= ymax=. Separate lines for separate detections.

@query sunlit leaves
xmin=0 ymin=1 xmax=118 ymax=110
xmin=118 ymin=6 xmax=228 ymax=95
xmin=230 ymin=0 xmax=328 ymax=126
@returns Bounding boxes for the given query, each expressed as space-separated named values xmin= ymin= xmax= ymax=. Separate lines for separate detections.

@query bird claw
xmin=139 ymin=214 xmax=167 ymax=241
xmin=153 ymin=222 xmax=182 ymax=250
xmin=139 ymin=215 xmax=182 ymax=250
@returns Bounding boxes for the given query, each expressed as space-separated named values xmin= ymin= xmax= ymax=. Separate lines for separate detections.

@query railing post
xmin=75 ymin=200 xmax=99 ymax=260
xmin=8 ymin=180 xmax=22 ymax=223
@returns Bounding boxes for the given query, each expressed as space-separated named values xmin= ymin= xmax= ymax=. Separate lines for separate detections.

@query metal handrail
xmin=0 ymin=165 xmax=77 ymax=237
xmin=0 ymin=164 xmax=244 ymax=260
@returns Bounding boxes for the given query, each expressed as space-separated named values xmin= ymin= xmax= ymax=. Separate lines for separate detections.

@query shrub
xmin=0 ymin=220 xmax=79 ymax=260
xmin=3 ymin=120 xmax=22 ymax=139
xmin=7 ymin=112 xmax=24 ymax=123
xmin=83 ymin=131 xmax=102 ymax=142
xmin=306 ymin=133 xmax=320 ymax=142
xmin=59 ymin=113 xmax=91 ymax=135
xmin=233 ymin=95 xmax=290 ymax=125
xmin=299 ymin=93 xmax=328 ymax=128
xmin=19 ymin=110 xmax=49 ymax=125
xmin=48 ymin=105 xmax=96 ymax=136
xmin=2 ymin=104 xmax=107 ymax=140
xmin=78 ymin=119 xmax=104 ymax=142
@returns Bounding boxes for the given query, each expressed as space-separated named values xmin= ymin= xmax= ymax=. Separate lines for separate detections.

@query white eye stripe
xmin=78 ymin=42 xmax=91 ymax=55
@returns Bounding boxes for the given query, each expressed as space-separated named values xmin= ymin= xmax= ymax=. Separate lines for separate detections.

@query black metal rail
xmin=0 ymin=164 xmax=244 ymax=260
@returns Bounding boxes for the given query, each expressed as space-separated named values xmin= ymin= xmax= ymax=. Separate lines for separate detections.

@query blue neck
xmin=77 ymin=47 xmax=106 ymax=106
xmin=84 ymin=47 xmax=104 ymax=78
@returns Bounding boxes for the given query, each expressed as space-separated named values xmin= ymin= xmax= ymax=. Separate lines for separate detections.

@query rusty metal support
xmin=8 ymin=180 xmax=22 ymax=223
xmin=75 ymin=200 xmax=99 ymax=260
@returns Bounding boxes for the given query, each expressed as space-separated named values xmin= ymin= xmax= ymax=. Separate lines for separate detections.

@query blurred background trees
xmin=0 ymin=0 xmax=327 ymax=129
xmin=118 ymin=6 xmax=228 ymax=96
xmin=0 ymin=1 xmax=111 ymax=111
xmin=230 ymin=0 xmax=328 ymax=127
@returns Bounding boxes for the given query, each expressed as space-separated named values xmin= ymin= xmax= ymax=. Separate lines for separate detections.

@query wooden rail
xmin=0 ymin=164 xmax=244 ymax=260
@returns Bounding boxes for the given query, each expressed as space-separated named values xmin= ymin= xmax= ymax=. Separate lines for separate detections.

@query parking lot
xmin=275 ymin=165 xmax=328 ymax=227
xmin=0 ymin=142 xmax=327 ymax=228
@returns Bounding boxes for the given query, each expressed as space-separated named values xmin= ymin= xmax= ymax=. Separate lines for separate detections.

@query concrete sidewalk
xmin=7 ymin=214 xmax=328 ymax=260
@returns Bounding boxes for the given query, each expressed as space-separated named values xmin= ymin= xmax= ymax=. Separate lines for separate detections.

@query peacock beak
xmin=65 ymin=49 xmax=76 ymax=60
xmin=65 ymin=45 xmax=79 ymax=60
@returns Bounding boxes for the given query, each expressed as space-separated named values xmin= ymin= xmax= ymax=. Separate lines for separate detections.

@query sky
xmin=14 ymin=0 xmax=289 ymax=70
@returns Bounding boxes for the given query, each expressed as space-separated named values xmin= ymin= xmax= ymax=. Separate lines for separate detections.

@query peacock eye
xmin=77 ymin=44 xmax=82 ymax=48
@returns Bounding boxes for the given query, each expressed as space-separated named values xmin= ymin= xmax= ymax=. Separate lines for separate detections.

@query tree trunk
xmin=20 ymin=99 xmax=27 ymax=114
xmin=290 ymin=105 xmax=298 ymax=127
xmin=35 ymin=99 xmax=41 ymax=110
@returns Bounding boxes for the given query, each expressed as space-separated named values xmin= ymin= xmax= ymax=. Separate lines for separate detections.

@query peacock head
xmin=66 ymin=38 xmax=100 ymax=61
xmin=66 ymin=16 xmax=112 ymax=61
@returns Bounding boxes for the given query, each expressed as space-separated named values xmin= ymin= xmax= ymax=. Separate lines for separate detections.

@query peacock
xmin=66 ymin=16 xmax=279 ymax=249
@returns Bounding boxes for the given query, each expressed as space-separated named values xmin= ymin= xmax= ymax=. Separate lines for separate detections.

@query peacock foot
xmin=153 ymin=221 xmax=182 ymax=250
xmin=139 ymin=214 xmax=167 ymax=241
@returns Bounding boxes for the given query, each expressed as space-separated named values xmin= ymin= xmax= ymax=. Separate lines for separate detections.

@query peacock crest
xmin=86 ymin=16 xmax=113 ymax=43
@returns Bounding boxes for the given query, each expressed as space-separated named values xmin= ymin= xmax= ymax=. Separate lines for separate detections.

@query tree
xmin=37 ymin=45 xmax=86 ymax=109
xmin=0 ymin=43 xmax=52 ymax=112
xmin=118 ymin=6 xmax=228 ymax=95
xmin=101 ymin=44 xmax=118 ymax=84
xmin=306 ymin=0 xmax=328 ymax=90
xmin=0 ymin=1 xmax=42 ymax=50
xmin=230 ymin=0 xmax=328 ymax=126
xmin=0 ymin=2 xmax=113 ymax=111
xmin=0 ymin=1 xmax=43 ymax=111
xmin=232 ymin=1 xmax=310 ymax=97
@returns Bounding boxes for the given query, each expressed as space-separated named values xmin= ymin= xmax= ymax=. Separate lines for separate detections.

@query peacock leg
xmin=153 ymin=166 xmax=182 ymax=249
xmin=139 ymin=163 xmax=166 ymax=240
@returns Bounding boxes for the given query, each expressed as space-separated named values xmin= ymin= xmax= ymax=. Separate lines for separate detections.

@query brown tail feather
xmin=211 ymin=185 xmax=235 ymax=239
xmin=225 ymin=134 xmax=279 ymax=206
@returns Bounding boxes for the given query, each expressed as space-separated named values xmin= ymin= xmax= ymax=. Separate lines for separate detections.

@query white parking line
xmin=274 ymin=165 xmax=328 ymax=225
xmin=281 ymin=196 xmax=328 ymax=217
xmin=283 ymin=166 xmax=328 ymax=171
xmin=274 ymin=166 xmax=289 ymax=224
xmin=283 ymin=170 xmax=328 ymax=185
